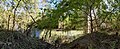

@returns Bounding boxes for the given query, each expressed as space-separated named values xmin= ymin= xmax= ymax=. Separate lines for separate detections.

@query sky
xmin=0 ymin=0 xmax=62 ymax=15
xmin=38 ymin=0 xmax=62 ymax=9
xmin=0 ymin=0 xmax=117 ymax=14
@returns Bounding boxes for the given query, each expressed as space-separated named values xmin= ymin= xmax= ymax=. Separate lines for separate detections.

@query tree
xmin=38 ymin=0 xmax=120 ymax=33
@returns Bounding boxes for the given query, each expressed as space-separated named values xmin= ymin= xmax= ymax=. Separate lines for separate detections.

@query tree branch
xmin=12 ymin=0 xmax=21 ymax=32
xmin=7 ymin=15 xmax=10 ymax=30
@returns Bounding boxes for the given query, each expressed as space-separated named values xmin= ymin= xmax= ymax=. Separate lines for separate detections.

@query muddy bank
xmin=0 ymin=31 xmax=53 ymax=49
xmin=59 ymin=32 xmax=120 ymax=49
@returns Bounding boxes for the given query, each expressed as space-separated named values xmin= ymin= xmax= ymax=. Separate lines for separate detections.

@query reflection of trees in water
xmin=39 ymin=30 xmax=84 ymax=45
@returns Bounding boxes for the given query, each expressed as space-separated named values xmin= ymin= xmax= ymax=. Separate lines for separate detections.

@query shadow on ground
xmin=0 ymin=30 xmax=120 ymax=49
xmin=60 ymin=32 xmax=120 ymax=49
xmin=0 ymin=30 xmax=54 ymax=49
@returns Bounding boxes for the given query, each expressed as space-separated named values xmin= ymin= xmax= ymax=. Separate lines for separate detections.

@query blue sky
xmin=1 ymin=0 xmax=117 ymax=14
xmin=0 ymin=0 xmax=62 ymax=14
xmin=38 ymin=0 xmax=62 ymax=9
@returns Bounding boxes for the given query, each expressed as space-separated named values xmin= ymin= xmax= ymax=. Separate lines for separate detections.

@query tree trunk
xmin=88 ymin=5 xmax=93 ymax=33
xmin=7 ymin=15 xmax=10 ymax=30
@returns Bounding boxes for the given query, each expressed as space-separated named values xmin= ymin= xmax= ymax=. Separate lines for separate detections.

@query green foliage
xmin=37 ymin=17 xmax=58 ymax=29
xmin=0 ymin=0 xmax=120 ymax=32
xmin=35 ymin=0 xmax=120 ymax=31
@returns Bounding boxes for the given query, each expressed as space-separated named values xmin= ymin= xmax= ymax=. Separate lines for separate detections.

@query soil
xmin=59 ymin=32 xmax=120 ymax=49
xmin=0 ymin=31 xmax=53 ymax=49
xmin=0 ymin=31 xmax=120 ymax=49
